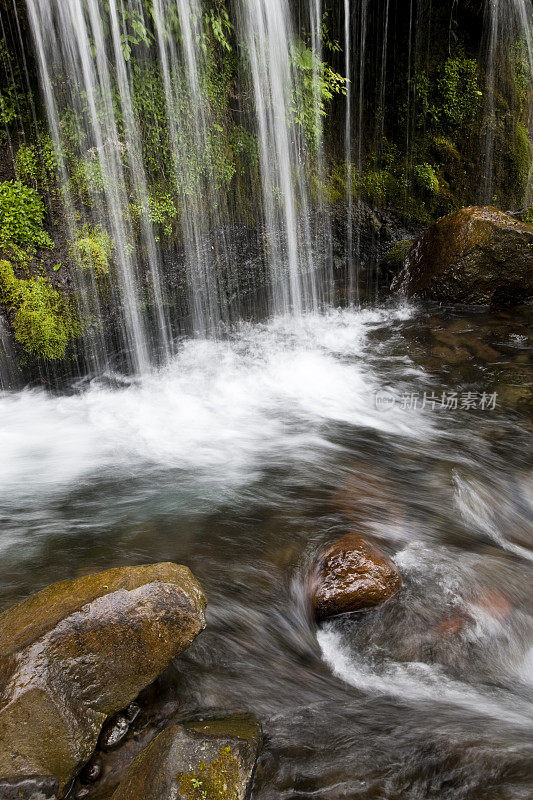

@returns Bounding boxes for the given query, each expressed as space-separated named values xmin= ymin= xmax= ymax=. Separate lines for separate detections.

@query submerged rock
xmin=311 ymin=533 xmax=402 ymax=621
xmin=0 ymin=563 xmax=207 ymax=795
xmin=111 ymin=714 xmax=262 ymax=800
xmin=391 ymin=206 xmax=533 ymax=306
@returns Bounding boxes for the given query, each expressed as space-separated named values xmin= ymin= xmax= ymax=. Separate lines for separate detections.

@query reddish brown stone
xmin=311 ymin=534 xmax=402 ymax=622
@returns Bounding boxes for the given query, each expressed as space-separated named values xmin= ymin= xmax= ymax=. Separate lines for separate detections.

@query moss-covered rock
xmin=111 ymin=714 xmax=262 ymax=800
xmin=0 ymin=259 xmax=79 ymax=360
xmin=0 ymin=563 xmax=207 ymax=796
xmin=392 ymin=206 xmax=533 ymax=306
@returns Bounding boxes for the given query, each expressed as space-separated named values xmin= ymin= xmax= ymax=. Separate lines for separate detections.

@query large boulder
xmin=112 ymin=714 xmax=262 ymax=800
xmin=0 ymin=563 xmax=206 ymax=796
xmin=391 ymin=206 xmax=533 ymax=306
xmin=311 ymin=534 xmax=402 ymax=622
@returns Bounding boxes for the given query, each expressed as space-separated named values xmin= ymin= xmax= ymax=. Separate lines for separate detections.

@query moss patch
xmin=70 ymin=225 xmax=113 ymax=278
xmin=177 ymin=746 xmax=240 ymax=800
xmin=0 ymin=259 xmax=79 ymax=359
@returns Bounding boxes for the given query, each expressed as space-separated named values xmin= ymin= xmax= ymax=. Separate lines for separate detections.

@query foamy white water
xmin=0 ymin=305 xmax=427 ymax=504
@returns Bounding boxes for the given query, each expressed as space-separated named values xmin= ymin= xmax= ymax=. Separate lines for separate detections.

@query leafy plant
xmin=0 ymin=181 xmax=53 ymax=252
xmin=291 ymin=38 xmax=346 ymax=153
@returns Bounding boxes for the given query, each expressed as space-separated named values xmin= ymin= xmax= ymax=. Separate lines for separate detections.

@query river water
xmin=0 ymin=301 xmax=532 ymax=799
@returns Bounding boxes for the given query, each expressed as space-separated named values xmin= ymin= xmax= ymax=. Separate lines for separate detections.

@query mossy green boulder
xmin=111 ymin=714 xmax=262 ymax=800
xmin=391 ymin=206 xmax=533 ymax=306
xmin=0 ymin=563 xmax=207 ymax=796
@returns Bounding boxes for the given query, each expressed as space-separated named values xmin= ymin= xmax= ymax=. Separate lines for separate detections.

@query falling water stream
xmin=482 ymin=0 xmax=533 ymax=204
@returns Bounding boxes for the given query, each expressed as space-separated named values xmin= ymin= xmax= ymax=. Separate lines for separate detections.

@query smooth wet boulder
xmin=311 ymin=534 xmax=402 ymax=621
xmin=391 ymin=206 xmax=533 ymax=306
xmin=0 ymin=563 xmax=206 ymax=796
xmin=112 ymin=714 xmax=262 ymax=800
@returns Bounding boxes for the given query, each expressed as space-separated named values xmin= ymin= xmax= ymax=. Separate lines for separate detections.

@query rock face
xmin=112 ymin=714 xmax=262 ymax=800
xmin=311 ymin=534 xmax=402 ymax=621
xmin=391 ymin=206 xmax=533 ymax=306
xmin=0 ymin=563 xmax=207 ymax=795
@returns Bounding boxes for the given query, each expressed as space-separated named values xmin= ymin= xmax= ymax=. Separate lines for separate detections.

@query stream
xmin=0 ymin=301 xmax=532 ymax=799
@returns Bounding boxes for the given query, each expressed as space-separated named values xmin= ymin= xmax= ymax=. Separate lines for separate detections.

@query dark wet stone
xmin=79 ymin=757 xmax=102 ymax=784
xmin=0 ymin=563 xmax=207 ymax=793
xmin=311 ymin=533 xmax=402 ymax=621
xmin=111 ymin=714 xmax=262 ymax=800
xmin=392 ymin=206 xmax=533 ymax=306
xmin=100 ymin=715 xmax=130 ymax=751
xmin=0 ymin=777 xmax=58 ymax=800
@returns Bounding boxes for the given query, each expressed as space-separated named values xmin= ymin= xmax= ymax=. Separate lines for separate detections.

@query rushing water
xmin=0 ymin=302 xmax=531 ymax=798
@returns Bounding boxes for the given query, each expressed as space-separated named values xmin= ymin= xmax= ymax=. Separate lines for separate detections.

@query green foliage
xmin=0 ymin=259 xmax=79 ymax=359
xmin=437 ymin=57 xmax=482 ymax=128
xmin=70 ymin=225 xmax=113 ymax=277
xmin=291 ymin=38 xmax=346 ymax=152
xmin=412 ymin=57 xmax=482 ymax=132
xmin=0 ymin=181 xmax=53 ymax=252
xmin=177 ymin=746 xmax=240 ymax=800
xmin=202 ymin=2 xmax=232 ymax=54
xmin=413 ymin=163 xmax=439 ymax=195
xmin=69 ymin=158 xmax=107 ymax=203
xmin=524 ymin=207 xmax=533 ymax=225
xmin=15 ymin=136 xmax=58 ymax=191
xmin=131 ymin=192 xmax=177 ymax=237
xmin=0 ymin=86 xmax=19 ymax=128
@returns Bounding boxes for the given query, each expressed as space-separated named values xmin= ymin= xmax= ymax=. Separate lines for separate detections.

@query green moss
xmin=177 ymin=746 xmax=240 ymax=800
xmin=381 ymin=240 xmax=414 ymax=272
xmin=509 ymin=121 xmax=532 ymax=194
xmin=70 ymin=225 xmax=114 ymax=278
xmin=524 ymin=207 xmax=533 ymax=225
xmin=0 ymin=180 xmax=53 ymax=252
xmin=0 ymin=259 xmax=79 ymax=359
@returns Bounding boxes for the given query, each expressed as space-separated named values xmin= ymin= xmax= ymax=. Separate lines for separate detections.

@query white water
xmin=318 ymin=539 xmax=533 ymax=729
xmin=238 ymin=0 xmax=317 ymax=316
xmin=0 ymin=305 xmax=423 ymax=509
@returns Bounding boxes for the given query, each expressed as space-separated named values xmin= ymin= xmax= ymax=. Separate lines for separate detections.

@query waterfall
xmin=21 ymin=0 xmax=333 ymax=375
xmin=151 ymin=0 xmax=230 ymax=335
xmin=344 ymin=0 xmax=353 ymax=300
xmin=26 ymin=0 xmax=157 ymax=374
xmin=482 ymin=0 xmax=533 ymax=205
xmin=237 ymin=0 xmax=318 ymax=316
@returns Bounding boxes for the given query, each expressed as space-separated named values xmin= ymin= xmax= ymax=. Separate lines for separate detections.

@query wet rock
xmin=392 ymin=206 xmax=533 ymax=306
xmin=0 ymin=563 xmax=207 ymax=795
xmin=112 ymin=714 xmax=262 ymax=800
xmin=79 ymin=757 xmax=103 ymax=784
xmin=378 ymin=239 xmax=415 ymax=283
xmin=0 ymin=777 xmax=59 ymax=800
xmin=311 ymin=533 xmax=402 ymax=621
xmin=100 ymin=714 xmax=131 ymax=751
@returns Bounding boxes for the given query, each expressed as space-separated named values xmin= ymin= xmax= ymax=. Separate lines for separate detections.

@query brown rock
xmin=311 ymin=534 xmax=402 ymax=621
xmin=0 ymin=563 xmax=207 ymax=795
xmin=111 ymin=714 xmax=262 ymax=800
xmin=392 ymin=206 xmax=533 ymax=306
